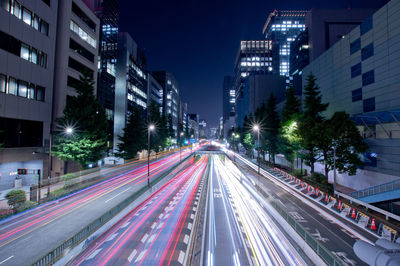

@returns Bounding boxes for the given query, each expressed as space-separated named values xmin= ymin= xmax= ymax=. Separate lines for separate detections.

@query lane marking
xmin=106 ymin=233 xmax=118 ymax=242
xmin=188 ymin=223 xmax=192 ymax=230
xmin=135 ymin=250 xmax=146 ymax=263
xmin=178 ymin=251 xmax=185 ymax=264
xmin=141 ymin=233 xmax=149 ymax=243
xmin=127 ymin=249 xmax=137 ymax=262
xmin=183 ymin=234 xmax=189 ymax=244
xmin=0 ymin=256 xmax=13 ymax=265
xmin=86 ymin=249 xmax=102 ymax=260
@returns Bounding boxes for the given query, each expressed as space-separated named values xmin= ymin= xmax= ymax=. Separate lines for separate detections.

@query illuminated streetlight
xmin=147 ymin=124 xmax=155 ymax=186
xmin=253 ymin=124 xmax=261 ymax=174
xmin=180 ymin=132 xmax=184 ymax=161
xmin=65 ymin=127 xmax=74 ymax=134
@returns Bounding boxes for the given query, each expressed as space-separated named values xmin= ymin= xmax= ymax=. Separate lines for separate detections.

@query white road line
xmin=135 ymin=250 xmax=146 ymax=263
xmin=105 ymin=187 xmax=130 ymax=203
xmin=183 ymin=234 xmax=189 ymax=244
xmin=0 ymin=256 xmax=14 ymax=265
xmin=190 ymin=214 xmax=195 ymax=219
xmin=86 ymin=249 xmax=102 ymax=260
xmin=151 ymin=222 xmax=157 ymax=229
xmin=188 ymin=223 xmax=193 ymax=230
xmin=106 ymin=233 xmax=118 ymax=242
xmin=121 ymin=222 xmax=130 ymax=228
xmin=141 ymin=233 xmax=149 ymax=243
xmin=127 ymin=249 xmax=137 ymax=262
xmin=178 ymin=251 xmax=185 ymax=264
xmin=148 ymin=234 xmax=156 ymax=243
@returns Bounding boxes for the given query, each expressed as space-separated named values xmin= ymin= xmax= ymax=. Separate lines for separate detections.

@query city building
xmin=178 ymin=101 xmax=188 ymax=135
xmin=52 ymin=0 xmax=100 ymax=175
xmin=0 ymin=0 xmax=58 ymax=189
xmin=234 ymin=40 xmax=274 ymax=127
xmin=302 ymin=0 xmax=400 ymax=192
xmin=290 ymin=8 xmax=378 ymax=93
xmin=198 ymin=118 xmax=209 ymax=138
xmin=83 ymin=0 xmax=119 ymax=146
xmin=188 ymin=113 xmax=199 ymax=139
xmin=262 ymin=10 xmax=307 ymax=80
xmin=152 ymin=71 xmax=179 ymax=136
xmin=222 ymin=75 xmax=234 ymax=122
xmin=147 ymin=73 xmax=163 ymax=112
xmin=236 ymin=74 xmax=286 ymax=127
xmin=114 ymin=32 xmax=148 ymax=152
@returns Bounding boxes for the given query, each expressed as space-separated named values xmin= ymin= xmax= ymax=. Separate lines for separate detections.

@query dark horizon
xmin=119 ymin=0 xmax=388 ymax=127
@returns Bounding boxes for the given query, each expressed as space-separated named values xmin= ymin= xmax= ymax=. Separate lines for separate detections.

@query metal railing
xmin=31 ymin=154 xmax=191 ymax=266
xmin=350 ymin=179 xmax=400 ymax=199
xmin=271 ymin=200 xmax=342 ymax=266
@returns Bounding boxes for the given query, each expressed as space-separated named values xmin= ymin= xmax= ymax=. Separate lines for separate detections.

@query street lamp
xmin=147 ymin=124 xmax=155 ymax=187
xmin=190 ymin=134 xmax=194 ymax=153
xmin=333 ymin=141 xmax=337 ymax=195
xmin=232 ymin=133 xmax=239 ymax=162
xmin=46 ymin=126 xmax=74 ymax=200
xmin=253 ymin=124 xmax=260 ymax=174
xmin=179 ymin=132 xmax=184 ymax=161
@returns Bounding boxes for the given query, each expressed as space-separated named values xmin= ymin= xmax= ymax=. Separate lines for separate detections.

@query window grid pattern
xmin=0 ymin=73 xmax=45 ymax=101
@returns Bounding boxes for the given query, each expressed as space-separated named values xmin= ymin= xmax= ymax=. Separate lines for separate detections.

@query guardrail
xmin=31 ymin=154 xmax=192 ymax=266
xmin=350 ymin=179 xmax=400 ymax=199
xmin=271 ymin=200 xmax=342 ymax=266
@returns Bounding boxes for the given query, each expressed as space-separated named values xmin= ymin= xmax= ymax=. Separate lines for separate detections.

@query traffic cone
xmin=351 ymin=208 xmax=356 ymax=218
xmin=325 ymin=194 xmax=329 ymax=202
xmin=371 ymin=219 xmax=376 ymax=230
xmin=338 ymin=201 xmax=342 ymax=209
xmin=315 ymin=188 xmax=319 ymax=196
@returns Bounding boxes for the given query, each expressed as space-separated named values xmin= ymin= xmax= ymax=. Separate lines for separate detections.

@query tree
xmin=280 ymin=87 xmax=301 ymax=167
xmin=6 ymin=190 xmax=26 ymax=210
xmin=322 ymin=112 xmax=368 ymax=177
xmin=167 ymin=114 xmax=174 ymax=138
xmin=297 ymin=74 xmax=329 ymax=173
xmin=264 ymin=93 xmax=280 ymax=163
xmin=53 ymin=70 xmax=108 ymax=167
xmin=117 ymin=106 xmax=146 ymax=159
xmin=281 ymin=86 xmax=301 ymax=124
xmin=243 ymin=133 xmax=255 ymax=157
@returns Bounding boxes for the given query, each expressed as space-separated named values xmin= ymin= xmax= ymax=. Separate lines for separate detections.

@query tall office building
xmin=233 ymin=40 xmax=274 ymax=127
xmin=178 ymin=101 xmax=188 ymax=135
xmin=52 ymin=0 xmax=100 ymax=175
xmin=114 ymin=32 xmax=148 ymax=152
xmin=262 ymin=10 xmax=307 ymax=80
xmin=222 ymin=76 xmax=234 ymax=121
xmin=152 ymin=71 xmax=179 ymax=136
xmin=188 ymin=113 xmax=199 ymax=139
xmin=147 ymin=73 xmax=163 ymax=112
xmin=83 ymin=0 xmax=119 ymax=140
xmin=302 ymin=0 xmax=400 ymax=192
xmin=0 ymin=0 xmax=58 ymax=189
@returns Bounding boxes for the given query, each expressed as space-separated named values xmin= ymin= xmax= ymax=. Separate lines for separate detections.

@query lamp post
xmin=333 ymin=143 xmax=337 ymax=195
xmin=253 ymin=124 xmax=260 ymax=174
xmin=179 ymin=132 xmax=184 ymax=161
xmin=191 ymin=134 xmax=194 ymax=153
xmin=46 ymin=126 xmax=74 ymax=200
xmin=147 ymin=124 xmax=155 ymax=187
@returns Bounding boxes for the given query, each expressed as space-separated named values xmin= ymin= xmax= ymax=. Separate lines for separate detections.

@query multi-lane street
xmin=0 ymin=149 xmax=192 ymax=265
xmin=202 ymin=155 xmax=307 ymax=266
xmin=231 ymin=151 xmax=379 ymax=265
xmin=70 ymin=155 xmax=208 ymax=265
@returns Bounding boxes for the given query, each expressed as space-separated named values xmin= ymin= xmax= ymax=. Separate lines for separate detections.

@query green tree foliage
xmin=280 ymin=87 xmax=301 ymax=166
xmin=322 ymin=111 xmax=368 ymax=177
xmin=117 ymin=106 xmax=146 ymax=159
xmin=6 ymin=190 xmax=26 ymax=210
xmin=297 ymin=74 xmax=329 ymax=173
xmin=52 ymin=70 xmax=108 ymax=167
xmin=243 ymin=133 xmax=255 ymax=157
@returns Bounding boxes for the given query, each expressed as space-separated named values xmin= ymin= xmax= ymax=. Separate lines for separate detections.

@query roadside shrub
xmin=292 ymin=169 xmax=306 ymax=178
xmin=5 ymin=190 xmax=26 ymax=210
xmin=16 ymin=201 xmax=38 ymax=213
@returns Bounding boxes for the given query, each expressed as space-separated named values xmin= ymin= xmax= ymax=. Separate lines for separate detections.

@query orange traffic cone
xmin=338 ymin=201 xmax=342 ymax=209
xmin=371 ymin=219 xmax=376 ymax=230
xmin=325 ymin=194 xmax=329 ymax=202
xmin=315 ymin=188 xmax=319 ymax=196
xmin=351 ymin=208 xmax=356 ymax=218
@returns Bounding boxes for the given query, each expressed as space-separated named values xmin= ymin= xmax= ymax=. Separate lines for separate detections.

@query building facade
xmin=113 ymin=32 xmax=148 ymax=152
xmin=262 ymin=10 xmax=307 ymax=80
xmin=188 ymin=113 xmax=199 ymax=139
xmin=234 ymin=40 xmax=274 ymax=127
xmin=152 ymin=71 xmax=179 ymax=136
xmin=302 ymin=0 xmax=400 ymax=190
xmin=83 ymin=0 xmax=119 ymax=147
xmin=0 ymin=0 xmax=58 ymax=189
xmin=147 ymin=73 xmax=163 ymax=112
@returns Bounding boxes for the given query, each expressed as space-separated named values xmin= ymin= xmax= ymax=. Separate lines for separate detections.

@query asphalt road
xmin=0 ymin=149 xmax=193 ymax=265
xmin=202 ymin=155 xmax=307 ymax=266
xmin=69 ymin=155 xmax=208 ymax=265
xmin=232 ymin=152 xmax=378 ymax=266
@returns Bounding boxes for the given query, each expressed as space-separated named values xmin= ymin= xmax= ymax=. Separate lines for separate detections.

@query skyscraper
xmin=262 ymin=10 xmax=307 ymax=80
xmin=222 ymin=75 xmax=234 ymax=122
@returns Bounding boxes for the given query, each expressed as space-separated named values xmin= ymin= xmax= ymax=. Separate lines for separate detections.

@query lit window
xmin=8 ymin=77 xmax=17 ymax=95
xmin=18 ymin=81 xmax=27 ymax=97
xmin=27 ymin=84 xmax=35 ymax=99
xmin=0 ymin=74 xmax=6 ymax=93
xmin=20 ymin=44 xmax=30 ymax=61
xmin=22 ymin=8 xmax=31 ymax=25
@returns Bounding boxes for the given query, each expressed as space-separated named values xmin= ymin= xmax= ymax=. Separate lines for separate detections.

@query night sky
xmin=119 ymin=0 xmax=388 ymax=127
